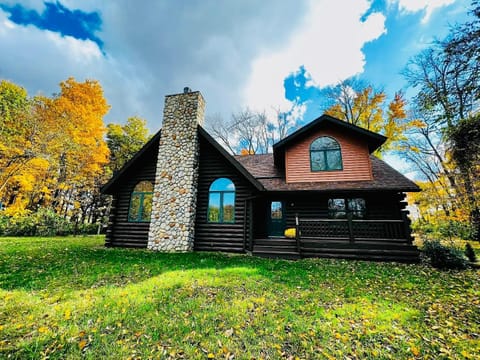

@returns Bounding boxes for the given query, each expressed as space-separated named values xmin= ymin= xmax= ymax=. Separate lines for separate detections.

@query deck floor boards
xmin=252 ymin=237 xmax=420 ymax=262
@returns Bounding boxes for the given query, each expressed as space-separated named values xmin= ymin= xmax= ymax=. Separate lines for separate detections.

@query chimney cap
xmin=183 ymin=87 xmax=192 ymax=94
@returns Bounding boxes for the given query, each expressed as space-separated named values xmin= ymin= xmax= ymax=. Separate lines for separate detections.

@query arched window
xmin=128 ymin=181 xmax=153 ymax=222
xmin=310 ymin=136 xmax=343 ymax=171
xmin=208 ymin=178 xmax=235 ymax=223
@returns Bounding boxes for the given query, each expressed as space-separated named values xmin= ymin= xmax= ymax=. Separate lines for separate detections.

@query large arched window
xmin=310 ymin=136 xmax=343 ymax=171
xmin=208 ymin=178 xmax=235 ymax=223
xmin=128 ymin=181 xmax=153 ymax=222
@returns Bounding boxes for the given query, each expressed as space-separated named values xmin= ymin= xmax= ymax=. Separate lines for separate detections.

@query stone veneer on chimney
xmin=147 ymin=90 xmax=205 ymax=251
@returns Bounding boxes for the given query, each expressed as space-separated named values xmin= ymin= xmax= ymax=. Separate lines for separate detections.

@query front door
xmin=268 ymin=201 xmax=285 ymax=237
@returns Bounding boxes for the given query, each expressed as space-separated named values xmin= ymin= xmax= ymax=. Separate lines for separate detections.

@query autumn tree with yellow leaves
xmin=403 ymin=1 xmax=480 ymax=240
xmin=324 ymin=80 xmax=414 ymax=156
xmin=42 ymin=78 xmax=110 ymax=220
xmin=106 ymin=116 xmax=151 ymax=173
xmin=0 ymin=80 xmax=51 ymax=214
xmin=0 ymin=78 xmax=110 ymax=224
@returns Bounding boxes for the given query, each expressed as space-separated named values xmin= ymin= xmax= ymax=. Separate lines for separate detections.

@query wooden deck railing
xmin=295 ymin=214 xmax=408 ymax=244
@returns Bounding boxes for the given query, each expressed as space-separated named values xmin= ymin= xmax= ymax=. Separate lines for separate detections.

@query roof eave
xmin=262 ymin=187 xmax=420 ymax=193
xmin=101 ymin=127 xmax=266 ymax=195
xmin=198 ymin=126 xmax=265 ymax=191
xmin=100 ymin=130 xmax=161 ymax=194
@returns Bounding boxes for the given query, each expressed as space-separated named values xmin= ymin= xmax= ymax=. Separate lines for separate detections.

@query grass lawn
xmin=0 ymin=237 xmax=479 ymax=359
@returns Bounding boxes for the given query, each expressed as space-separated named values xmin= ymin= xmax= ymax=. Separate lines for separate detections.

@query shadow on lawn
xmin=0 ymin=239 xmax=319 ymax=293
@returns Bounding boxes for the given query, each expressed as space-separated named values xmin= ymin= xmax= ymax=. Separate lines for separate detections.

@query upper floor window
xmin=208 ymin=178 xmax=235 ymax=223
xmin=128 ymin=181 xmax=153 ymax=222
xmin=310 ymin=136 xmax=343 ymax=171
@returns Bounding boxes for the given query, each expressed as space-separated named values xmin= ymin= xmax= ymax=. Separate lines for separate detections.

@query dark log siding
xmin=194 ymin=136 xmax=257 ymax=253
xmin=105 ymin=141 xmax=158 ymax=248
xmin=252 ymin=192 xmax=405 ymax=239
xmin=103 ymin=128 xmax=415 ymax=262
xmin=251 ymin=191 xmax=418 ymax=262
xmin=105 ymin=133 xmax=258 ymax=251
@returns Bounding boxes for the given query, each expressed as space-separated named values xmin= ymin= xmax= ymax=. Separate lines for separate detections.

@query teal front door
xmin=268 ymin=201 xmax=285 ymax=237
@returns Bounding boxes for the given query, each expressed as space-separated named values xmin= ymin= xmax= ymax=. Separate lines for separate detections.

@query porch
xmin=252 ymin=216 xmax=420 ymax=262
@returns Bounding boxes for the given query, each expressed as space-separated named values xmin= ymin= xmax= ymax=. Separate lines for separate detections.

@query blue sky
xmin=0 ymin=1 xmax=103 ymax=48
xmin=0 ymin=0 xmax=472 ymax=137
xmin=282 ymin=0 xmax=471 ymax=124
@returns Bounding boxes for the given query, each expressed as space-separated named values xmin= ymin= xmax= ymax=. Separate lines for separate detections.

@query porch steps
xmin=253 ymin=238 xmax=420 ymax=263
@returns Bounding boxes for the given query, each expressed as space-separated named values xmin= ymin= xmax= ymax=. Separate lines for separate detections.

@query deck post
xmin=243 ymin=199 xmax=247 ymax=252
xmin=249 ymin=200 xmax=254 ymax=251
xmin=347 ymin=213 xmax=355 ymax=243
xmin=295 ymin=213 xmax=301 ymax=255
xmin=401 ymin=211 xmax=413 ymax=244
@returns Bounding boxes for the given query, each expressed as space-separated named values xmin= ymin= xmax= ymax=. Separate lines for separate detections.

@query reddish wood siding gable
xmin=285 ymin=128 xmax=372 ymax=183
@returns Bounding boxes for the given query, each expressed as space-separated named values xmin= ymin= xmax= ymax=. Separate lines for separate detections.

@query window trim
xmin=310 ymin=136 xmax=343 ymax=172
xmin=207 ymin=178 xmax=235 ymax=224
xmin=128 ymin=181 xmax=153 ymax=223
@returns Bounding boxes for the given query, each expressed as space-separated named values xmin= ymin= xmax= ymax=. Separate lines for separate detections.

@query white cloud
xmin=47 ymin=32 xmax=102 ymax=62
xmin=394 ymin=0 xmax=456 ymax=23
xmin=0 ymin=8 xmax=153 ymax=127
xmin=0 ymin=10 xmax=100 ymax=84
xmin=0 ymin=1 xmax=309 ymax=128
xmin=243 ymin=0 xmax=386 ymax=117
xmin=384 ymin=154 xmax=418 ymax=180
xmin=0 ymin=0 xmax=467 ymax=132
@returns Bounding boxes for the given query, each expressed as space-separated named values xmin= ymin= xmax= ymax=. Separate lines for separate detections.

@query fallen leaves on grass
xmin=0 ymin=237 xmax=479 ymax=359
xmin=64 ymin=308 xmax=71 ymax=320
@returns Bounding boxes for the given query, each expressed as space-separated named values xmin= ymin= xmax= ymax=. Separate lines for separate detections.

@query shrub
xmin=413 ymin=219 xmax=477 ymax=241
xmin=0 ymin=208 xmax=98 ymax=236
xmin=34 ymin=208 xmax=73 ymax=236
xmin=76 ymin=222 xmax=99 ymax=235
xmin=412 ymin=220 xmax=435 ymax=235
xmin=0 ymin=213 xmax=10 ymax=235
xmin=437 ymin=220 xmax=477 ymax=240
xmin=7 ymin=213 xmax=37 ymax=236
xmin=422 ymin=239 xmax=468 ymax=270
xmin=465 ymin=243 xmax=477 ymax=263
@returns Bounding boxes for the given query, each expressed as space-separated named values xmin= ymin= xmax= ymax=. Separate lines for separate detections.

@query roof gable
xmin=101 ymin=126 xmax=264 ymax=195
xmin=198 ymin=127 xmax=264 ymax=191
xmin=273 ymin=114 xmax=387 ymax=167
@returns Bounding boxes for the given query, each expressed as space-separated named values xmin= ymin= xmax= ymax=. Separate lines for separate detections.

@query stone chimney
xmin=147 ymin=89 xmax=205 ymax=251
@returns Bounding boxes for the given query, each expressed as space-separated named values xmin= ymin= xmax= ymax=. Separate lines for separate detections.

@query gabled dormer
xmin=272 ymin=115 xmax=386 ymax=183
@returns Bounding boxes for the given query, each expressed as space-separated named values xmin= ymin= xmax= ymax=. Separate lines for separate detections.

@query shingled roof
xmin=102 ymin=124 xmax=419 ymax=195
xmin=235 ymin=153 xmax=420 ymax=192
xmin=101 ymin=127 xmax=265 ymax=195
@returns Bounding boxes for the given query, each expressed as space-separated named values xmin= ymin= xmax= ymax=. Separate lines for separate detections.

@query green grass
xmin=0 ymin=236 xmax=479 ymax=359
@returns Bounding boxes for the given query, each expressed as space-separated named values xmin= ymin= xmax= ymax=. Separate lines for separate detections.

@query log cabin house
xmin=101 ymin=89 xmax=420 ymax=262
